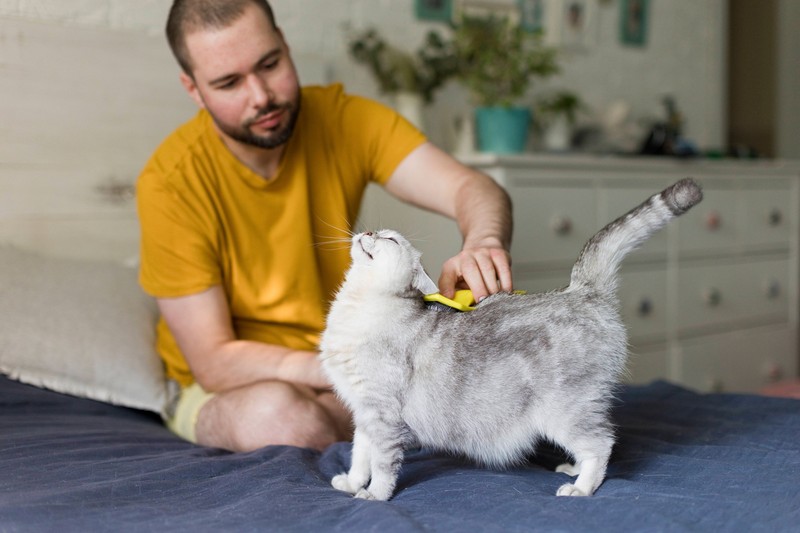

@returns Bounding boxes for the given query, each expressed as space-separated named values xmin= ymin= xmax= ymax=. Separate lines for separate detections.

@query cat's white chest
xmin=320 ymin=293 xmax=391 ymax=401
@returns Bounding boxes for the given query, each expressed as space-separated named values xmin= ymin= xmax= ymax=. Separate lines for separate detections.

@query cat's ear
xmin=412 ymin=265 xmax=439 ymax=295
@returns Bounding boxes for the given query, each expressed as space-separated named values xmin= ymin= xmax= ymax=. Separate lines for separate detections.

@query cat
xmin=319 ymin=178 xmax=703 ymax=500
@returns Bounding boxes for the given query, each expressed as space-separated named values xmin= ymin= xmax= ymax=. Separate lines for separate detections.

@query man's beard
xmin=210 ymin=90 xmax=301 ymax=150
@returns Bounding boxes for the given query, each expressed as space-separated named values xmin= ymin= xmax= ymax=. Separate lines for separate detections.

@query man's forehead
xmin=184 ymin=17 xmax=282 ymax=79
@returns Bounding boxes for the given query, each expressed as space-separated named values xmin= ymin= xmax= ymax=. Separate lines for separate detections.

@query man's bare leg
xmin=195 ymin=380 xmax=352 ymax=452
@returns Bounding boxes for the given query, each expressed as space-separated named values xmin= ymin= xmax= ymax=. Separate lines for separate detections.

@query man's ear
xmin=179 ymin=72 xmax=205 ymax=109
xmin=411 ymin=260 xmax=439 ymax=295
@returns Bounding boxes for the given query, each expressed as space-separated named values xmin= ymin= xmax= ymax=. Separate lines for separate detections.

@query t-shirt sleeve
xmin=137 ymin=168 xmax=221 ymax=298
xmin=338 ymin=93 xmax=427 ymax=185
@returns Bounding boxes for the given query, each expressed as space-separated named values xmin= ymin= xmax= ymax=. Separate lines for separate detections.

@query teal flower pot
xmin=475 ymin=106 xmax=532 ymax=154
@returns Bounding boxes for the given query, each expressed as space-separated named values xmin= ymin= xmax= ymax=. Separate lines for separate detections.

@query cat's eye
xmin=385 ymin=237 xmax=398 ymax=244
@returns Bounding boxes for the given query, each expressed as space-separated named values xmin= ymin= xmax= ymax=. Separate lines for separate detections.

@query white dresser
xmin=360 ymin=154 xmax=800 ymax=393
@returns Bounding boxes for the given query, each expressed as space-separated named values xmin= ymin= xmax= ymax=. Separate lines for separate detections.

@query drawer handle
xmin=705 ymin=211 xmax=722 ymax=231
xmin=765 ymin=280 xmax=781 ymax=299
xmin=768 ymin=209 xmax=783 ymax=227
xmin=703 ymin=287 xmax=722 ymax=307
xmin=765 ymin=363 xmax=784 ymax=383
xmin=637 ymin=297 xmax=654 ymax=317
xmin=550 ymin=216 xmax=573 ymax=236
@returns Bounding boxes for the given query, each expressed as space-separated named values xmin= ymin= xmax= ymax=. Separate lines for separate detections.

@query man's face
xmin=180 ymin=5 xmax=301 ymax=150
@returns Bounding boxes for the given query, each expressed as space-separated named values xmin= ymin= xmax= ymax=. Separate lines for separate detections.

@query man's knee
xmin=226 ymin=381 xmax=339 ymax=452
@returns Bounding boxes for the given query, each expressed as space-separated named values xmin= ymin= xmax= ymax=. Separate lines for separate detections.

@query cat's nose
xmin=364 ymin=231 xmax=374 ymax=237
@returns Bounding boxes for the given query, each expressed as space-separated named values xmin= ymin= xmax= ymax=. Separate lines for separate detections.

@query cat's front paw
xmin=555 ymin=462 xmax=580 ymax=476
xmin=332 ymin=473 xmax=361 ymax=495
xmin=556 ymin=483 xmax=588 ymax=497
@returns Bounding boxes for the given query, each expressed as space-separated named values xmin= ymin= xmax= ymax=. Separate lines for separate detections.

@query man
xmin=137 ymin=0 xmax=513 ymax=453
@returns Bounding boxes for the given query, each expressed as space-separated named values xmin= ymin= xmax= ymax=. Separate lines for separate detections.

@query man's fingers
xmin=439 ymin=246 xmax=513 ymax=304
xmin=460 ymin=256 xmax=490 ymax=302
xmin=438 ymin=261 xmax=458 ymax=298
xmin=491 ymin=248 xmax=513 ymax=293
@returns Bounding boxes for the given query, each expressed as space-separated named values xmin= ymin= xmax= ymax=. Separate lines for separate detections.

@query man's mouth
xmin=249 ymin=107 xmax=285 ymax=129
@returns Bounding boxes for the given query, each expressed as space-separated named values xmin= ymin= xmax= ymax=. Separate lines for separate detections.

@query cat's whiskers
xmin=314 ymin=216 xmax=358 ymax=250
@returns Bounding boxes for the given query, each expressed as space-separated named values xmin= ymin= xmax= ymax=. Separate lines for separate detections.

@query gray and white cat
xmin=320 ymin=178 xmax=702 ymax=500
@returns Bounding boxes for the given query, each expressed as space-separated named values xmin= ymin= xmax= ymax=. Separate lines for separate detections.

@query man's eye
xmin=217 ymin=80 xmax=237 ymax=90
xmin=261 ymin=60 xmax=279 ymax=71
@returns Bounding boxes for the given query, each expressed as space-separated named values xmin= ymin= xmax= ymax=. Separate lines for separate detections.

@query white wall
xmin=0 ymin=0 xmax=730 ymax=152
xmin=0 ymin=0 xmax=736 ymax=262
xmin=0 ymin=16 xmax=193 ymax=260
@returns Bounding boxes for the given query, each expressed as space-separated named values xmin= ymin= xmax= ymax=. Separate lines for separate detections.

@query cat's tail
xmin=569 ymin=178 xmax=703 ymax=293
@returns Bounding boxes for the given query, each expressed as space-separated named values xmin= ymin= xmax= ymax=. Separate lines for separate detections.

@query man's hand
xmin=439 ymin=244 xmax=512 ymax=302
xmin=277 ymin=350 xmax=332 ymax=391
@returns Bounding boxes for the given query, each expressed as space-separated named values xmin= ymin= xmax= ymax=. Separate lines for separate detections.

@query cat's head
xmin=349 ymin=229 xmax=438 ymax=295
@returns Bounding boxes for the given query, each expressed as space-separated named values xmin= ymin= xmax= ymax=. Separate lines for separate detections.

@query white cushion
xmin=0 ymin=246 xmax=167 ymax=413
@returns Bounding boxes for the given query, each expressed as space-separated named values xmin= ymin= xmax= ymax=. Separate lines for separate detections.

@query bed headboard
xmin=0 ymin=17 xmax=329 ymax=263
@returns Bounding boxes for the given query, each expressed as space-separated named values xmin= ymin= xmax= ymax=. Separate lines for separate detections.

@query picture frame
xmin=620 ymin=0 xmax=649 ymax=46
xmin=556 ymin=0 xmax=596 ymax=49
xmin=517 ymin=0 xmax=546 ymax=34
xmin=415 ymin=0 xmax=454 ymax=23
xmin=453 ymin=0 xmax=520 ymax=24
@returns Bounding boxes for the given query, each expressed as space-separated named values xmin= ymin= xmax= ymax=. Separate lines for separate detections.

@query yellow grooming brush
xmin=423 ymin=289 xmax=526 ymax=312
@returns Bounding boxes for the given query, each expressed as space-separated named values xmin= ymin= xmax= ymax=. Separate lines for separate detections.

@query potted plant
xmin=452 ymin=14 xmax=559 ymax=153
xmin=347 ymin=28 xmax=458 ymax=130
xmin=535 ymin=90 xmax=586 ymax=151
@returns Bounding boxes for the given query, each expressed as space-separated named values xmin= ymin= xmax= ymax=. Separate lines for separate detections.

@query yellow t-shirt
xmin=137 ymin=84 xmax=426 ymax=387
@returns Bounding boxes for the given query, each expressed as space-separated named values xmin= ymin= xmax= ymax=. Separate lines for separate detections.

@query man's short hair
xmin=166 ymin=0 xmax=277 ymax=75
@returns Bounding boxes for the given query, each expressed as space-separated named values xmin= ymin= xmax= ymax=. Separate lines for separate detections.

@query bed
xmin=2 ymin=376 xmax=799 ymax=532
xmin=1 ymin=247 xmax=799 ymax=532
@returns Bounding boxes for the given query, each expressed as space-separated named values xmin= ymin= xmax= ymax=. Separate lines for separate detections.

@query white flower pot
xmin=394 ymin=92 xmax=425 ymax=132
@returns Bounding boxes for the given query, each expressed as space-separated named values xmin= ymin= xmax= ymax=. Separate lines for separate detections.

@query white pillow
xmin=0 ymin=246 xmax=167 ymax=413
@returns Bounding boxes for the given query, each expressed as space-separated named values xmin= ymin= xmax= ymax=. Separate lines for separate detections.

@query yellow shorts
xmin=164 ymin=382 xmax=215 ymax=444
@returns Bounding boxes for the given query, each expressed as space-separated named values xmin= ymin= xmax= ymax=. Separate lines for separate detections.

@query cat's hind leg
xmin=555 ymin=455 xmax=608 ymax=496
xmin=554 ymin=434 xmax=613 ymax=497
xmin=555 ymin=462 xmax=580 ymax=476
xmin=332 ymin=429 xmax=371 ymax=495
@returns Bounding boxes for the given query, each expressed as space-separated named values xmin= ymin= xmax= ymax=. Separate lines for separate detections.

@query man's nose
xmin=247 ymin=75 xmax=270 ymax=108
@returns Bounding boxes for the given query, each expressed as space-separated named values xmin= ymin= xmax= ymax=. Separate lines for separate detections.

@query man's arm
xmin=157 ymin=286 xmax=329 ymax=393
xmin=385 ymin=142 xmax=513 ymax=302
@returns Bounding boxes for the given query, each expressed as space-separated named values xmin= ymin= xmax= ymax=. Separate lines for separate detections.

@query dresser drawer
xmin=740 ymin=186 xmax=791 ymax=248
xmin=677 ymin=326 xmax=797 ymax=393
xmin=510 ymin=184 xmax=597 ymax=263
xmin=677 ymin=186 xmax=738 ymax=253
xmin=514 ymin=271 xmax=571 ymax=295
xmin=676 ymin=259 xmax=789 ymax=331
xmin=625 ymin=343 xmax=670 ymax=385
xmin=618 ymin=268 xmax=668 ymax=340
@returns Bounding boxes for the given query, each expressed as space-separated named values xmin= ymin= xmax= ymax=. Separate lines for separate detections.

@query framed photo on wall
xmin=620 ymin=0 xmax=649 ymax=46
xmin=555 ymin=0 xmax=597 ymax=49
xmin=518 ymin=0 xmax=546 ymax=33
xmin=415 ymin=0 xmax=454 ymax=23
xmin=453 ymin=0 xmax=520 ymax=23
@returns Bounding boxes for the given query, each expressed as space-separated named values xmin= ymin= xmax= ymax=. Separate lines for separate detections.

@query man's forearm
xmin=454 ymin=170 xmax=513 ymax=252
xmin=436 ymin=169 xmax=514 ymax=299
xmin=157 ymin=287 xmax=329 ymax=394
xmin=192 ymin=339 xmax=324 ymax=393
